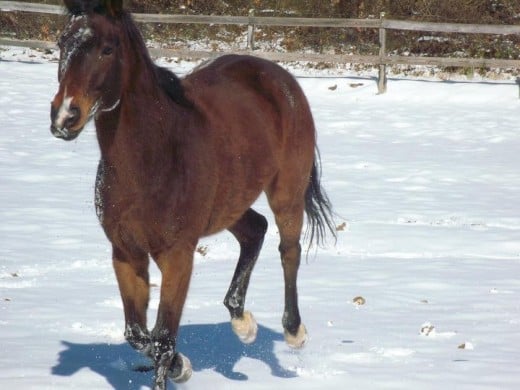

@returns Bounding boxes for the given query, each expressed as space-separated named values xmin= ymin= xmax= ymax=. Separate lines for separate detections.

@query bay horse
xmin=50 ymin=0 xmax=335 ymax=388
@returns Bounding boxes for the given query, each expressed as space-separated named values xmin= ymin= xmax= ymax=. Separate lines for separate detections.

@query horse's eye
xmin=102 ymin=46 xmax=113 ymax=56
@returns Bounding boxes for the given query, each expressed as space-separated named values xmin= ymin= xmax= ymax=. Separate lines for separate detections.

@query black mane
xmin=115 ymin=12 xmax=193 ymax=108
xmin=155 ymin=66 xmax=193 ymax=109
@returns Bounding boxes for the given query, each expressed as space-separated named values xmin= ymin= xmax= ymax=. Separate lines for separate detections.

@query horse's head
xmin=50 ymin=0 xmax=124 ymax=140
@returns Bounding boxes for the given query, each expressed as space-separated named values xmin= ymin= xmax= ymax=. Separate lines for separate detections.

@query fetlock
xmin=125 ymin=323 xmax=152 ymax=356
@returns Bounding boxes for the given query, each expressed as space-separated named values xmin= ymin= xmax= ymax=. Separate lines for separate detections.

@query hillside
xmin=1 ymin=0 xmax=520 ymax=71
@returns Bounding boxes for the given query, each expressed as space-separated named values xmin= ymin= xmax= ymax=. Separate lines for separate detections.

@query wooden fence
xmin=1 ymin=0 xmax=520 ymax=93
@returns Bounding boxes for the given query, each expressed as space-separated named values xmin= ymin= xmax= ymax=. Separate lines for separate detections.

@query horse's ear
xmin=103 ymin=0 xmax=124 ymax=16
xmin=63 ymin=0 xmax=85 ymax=15
xmin=62 ymin=0 xmax=124 ymax=16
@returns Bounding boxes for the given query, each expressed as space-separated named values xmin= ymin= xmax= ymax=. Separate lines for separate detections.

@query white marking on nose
xmin=55 ymin=93 xmax=74 ymax=130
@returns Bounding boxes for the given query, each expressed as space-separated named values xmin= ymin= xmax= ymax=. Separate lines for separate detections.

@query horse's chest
xmin=103 ymin=199 xmax=172 ymax=254
xmin=96 ymin=182 xmax=171 ymax=254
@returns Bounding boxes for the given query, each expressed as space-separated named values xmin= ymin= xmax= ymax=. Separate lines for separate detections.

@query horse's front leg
xmin=112 ymin=245 xmax=152 ymax=355
xmin=151 ymin=243 xmax=195 ymax=389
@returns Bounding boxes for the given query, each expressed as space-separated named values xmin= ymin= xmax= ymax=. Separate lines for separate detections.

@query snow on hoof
xmin=168 ymin=353 xmax=192 ymax=384
xmin=231 ymin=310 xmax=258 ymax=344
xmin=284 ymin=324 xmax=308 ymax=349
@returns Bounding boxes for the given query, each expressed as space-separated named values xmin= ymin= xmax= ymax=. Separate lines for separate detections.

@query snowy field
xmin=1 ymin=47 xmax=520 ymax=390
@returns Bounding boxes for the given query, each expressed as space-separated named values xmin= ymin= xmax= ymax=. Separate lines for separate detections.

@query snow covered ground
xmin=1 ymin=47 xmax=520 ymax=390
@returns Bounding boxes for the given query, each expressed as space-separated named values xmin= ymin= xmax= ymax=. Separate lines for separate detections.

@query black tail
xmin=304 ymin=153 xmax=337 ymax=248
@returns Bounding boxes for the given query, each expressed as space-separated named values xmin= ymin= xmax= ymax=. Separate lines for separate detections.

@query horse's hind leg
xmin=267 ymin=188 xmax=308 ymax=349
xmin=225 ymin=208 xmax=268 ymax=344
xmin=112 ymin=245 xmax=152 ymax=355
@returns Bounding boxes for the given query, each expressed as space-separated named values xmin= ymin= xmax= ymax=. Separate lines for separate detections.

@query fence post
xmin=247 ymin=9 xmax=255 ymax=50
xmin=378 ymin=11 xmax=387 ymax=94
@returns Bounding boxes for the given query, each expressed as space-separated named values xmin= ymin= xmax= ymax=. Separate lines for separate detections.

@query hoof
xmin=231 ymin=310 xmax=258 ymax=344
xmin=168 ymin=353 xmax=192 ymax=384
xmin=284 ymin=324 xmax=308 ymax=349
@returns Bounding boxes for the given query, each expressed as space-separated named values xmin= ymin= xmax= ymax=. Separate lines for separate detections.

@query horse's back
xmin=183 ymin=55 xmax=315 ymax=160
xmin=184 ymin=55 xmax=313 ymax=132
xmin=187 ymin=54 xmax=300 ymax=93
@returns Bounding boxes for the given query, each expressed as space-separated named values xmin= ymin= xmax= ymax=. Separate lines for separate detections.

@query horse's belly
xmin=203 ymin=181 xmax=267 ymax=236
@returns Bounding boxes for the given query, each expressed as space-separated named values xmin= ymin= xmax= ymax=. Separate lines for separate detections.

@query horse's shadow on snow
xmin=52 ymin=322 xmax=297 ymax=389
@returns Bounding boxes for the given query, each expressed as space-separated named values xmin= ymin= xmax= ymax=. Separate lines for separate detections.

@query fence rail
xmin=1 ymin=0 xmax=520 ymax=93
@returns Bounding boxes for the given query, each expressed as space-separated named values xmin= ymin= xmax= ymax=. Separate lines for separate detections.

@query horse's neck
xmin=95 ymin=91 xmax=179 ymax=179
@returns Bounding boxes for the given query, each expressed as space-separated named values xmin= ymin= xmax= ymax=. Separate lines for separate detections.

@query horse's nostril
xmin=64 ymin=105 xmax=80 ymax=129
xmin=70 ymin=105 xmax=80 ymax=119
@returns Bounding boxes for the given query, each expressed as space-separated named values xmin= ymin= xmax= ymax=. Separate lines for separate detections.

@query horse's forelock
xmin=58 ymin=15 xmax=93 ymax=79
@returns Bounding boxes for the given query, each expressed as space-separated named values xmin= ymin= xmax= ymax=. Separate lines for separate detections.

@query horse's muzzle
xmin=50 ymin=103 xmax=82 ymax=141
xmin=50 ymin=124 xmax=82 ymax=141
